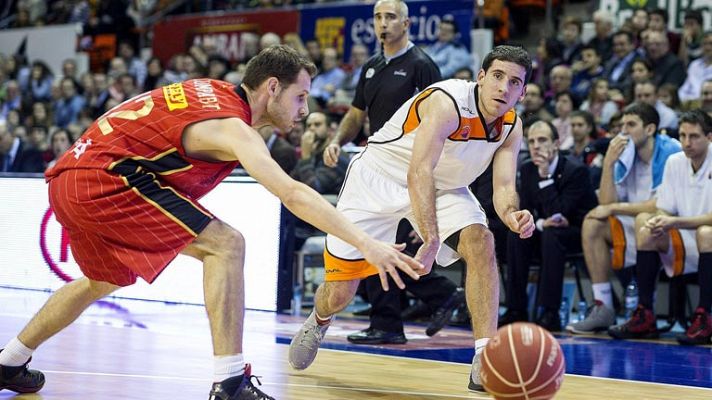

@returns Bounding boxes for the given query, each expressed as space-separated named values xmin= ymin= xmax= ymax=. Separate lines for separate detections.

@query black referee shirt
xmin=352 ymin=44 xmax=441 ymax=133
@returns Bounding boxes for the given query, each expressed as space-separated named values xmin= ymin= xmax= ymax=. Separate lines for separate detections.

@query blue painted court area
xmin=278 ymin=327 xmax=712 ymax=389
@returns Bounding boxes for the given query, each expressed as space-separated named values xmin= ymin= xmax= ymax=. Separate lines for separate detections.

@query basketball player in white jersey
xmin=289 ymin=45 xmax=535 ymax=391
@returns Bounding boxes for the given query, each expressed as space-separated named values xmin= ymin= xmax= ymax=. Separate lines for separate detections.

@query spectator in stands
xmin=5 ymin=109 xmax=21 ymax=132
xmin=305 ymin=39 xmax=322 ymax=71
xmin=27 ymin=124 xmax=52 ymax=164
xmin=567 ymin=103 xmax=681 ymax=334
xmin=12 ymin=125 xmax=27 ymax=142
xmin=605 ymin=31 xmax=639 ymax=95
xmin=678 ymin=32 xmax=712 ymax=103
xmin=0 ymin=80 xmax=22 ymax=121
xmin=546 ymin=65 xmax=574 ymax=113
xmin=645 ymin=30 xmax=686 ymax=88
xmin=657 ymin=83 xmax=682 ymax=116
xmin=679 ymin=9 xmax=705 ymax=65
xmin=607 ymin=112 xmax=623 ymax=136
xmin=453 ymin=67 xmax=474 ymax=80
xmin=309 ymin=47 xmax=346 ymax=107
xmin=623 ymin=57 xmax=654 ymax=103
xmin=634 ymin=81 xmax=678 ymax=131
xmin=647 ymin=8 xmax=681 ymax=55
xmin=29 ymin=101 xmax=51 ymax=129
xmin=282 ymin=33 xmax=310 ymax=59
xmin=581 ymin=78 xmax=619 ymax=128
xmin=258 ymin=125 xmax=297 ymax=174
xmin=630 ymin=8 xmax=649 ymax=45
xmin=330 ymin=43 xmax=369 ymax=111
xmin=291 ymin=112 xmax=348 ymax=194
xmin=53 ymin=77 xmax=85 ymax=128
xmin=559 ymin=16 xmax=584 ymax=65
xmin=587 ymin=10 xmax=614 ymax=61
xmin=531 ymin=37 xmax=564 ymax=90
xmin=60 ymin=58 xmax=78 ymax=86
xmin=571 ymin=45 xmax=605 ymax=100
xmin=87 ymin=72 xmax=109 ymax=118
xmin=518 ymin=83 xmax=554 ymax=122
xmin=552 ymin=91 xmax=578 ymax=151
xmin=259 ymin=32 xmax=281 ymax=52
xmin=46 ymin=128 xmax=74 ymax=169
xmin=142 ymin=57 xmax=163 ymax=90
xmin=569 ymin=110 xmax=606 ymax=187
xmin=118 ymin=41 xmax=147 ymax=89
xmin=425 ymin=19 xmax=472 ymax=79
xmin=500 ymin=120 xmax=597 ymax=331
xmin=700 ymin=80 xmax=712 ymax=118
xmin=26 ymin=61 xmax=53 ymax=104
xmin=609 ymin=109 xmax=712 ymax=344
xmin=162 ymin=54 xmax=188 ymax=84
xmin=0 ymin=122 xmax=44 ymax=173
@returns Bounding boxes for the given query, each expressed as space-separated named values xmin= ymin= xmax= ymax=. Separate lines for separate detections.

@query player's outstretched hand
xmin=361 ymin=241 xmax=424 ymax=291
xmin=506 ymin=210 xmax=535 ymax=239
xmin=323 ymin=143 xmax=341 ymax=167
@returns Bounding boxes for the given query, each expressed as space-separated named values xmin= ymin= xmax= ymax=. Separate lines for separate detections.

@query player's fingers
xmin=379 ymin=270 xmax=389 ymax=291
xmin=391 ymin=242 xmax=407 ymax=251
xmin=388 ymin=267 xmax=407 ymax=289
xmin=397 ymin=257 xmax=422 ymax=279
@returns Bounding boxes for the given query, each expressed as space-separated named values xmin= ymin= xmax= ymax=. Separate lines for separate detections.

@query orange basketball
xmin=480 ymin=322 xmax=565 ymax=400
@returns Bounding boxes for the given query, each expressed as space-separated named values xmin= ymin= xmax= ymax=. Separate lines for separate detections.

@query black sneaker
xmin=426 ymin=288 xmax=465 ymax=336
xmin=0 ymin=350 xmax=45 ymax=394
xmin=208 ymin=364 xmax=275 ymax=400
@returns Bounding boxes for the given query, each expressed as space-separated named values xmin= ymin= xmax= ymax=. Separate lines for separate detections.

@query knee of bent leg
xmin=460 ymin=225 xmax=495 ymax=266
xmin=208 ymin=221 xmax=246 ymax=258
xmin=697 ymin=226 xmax=712 ymax=252
xmin=582 ymin=216 xmax=605 ymax=240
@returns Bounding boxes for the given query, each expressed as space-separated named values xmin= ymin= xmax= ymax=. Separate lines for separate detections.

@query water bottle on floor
xmin=624 ymin=279 xmax=638 ymax=319
xmin=559 ymin=297 xmax=570 ymax=330
xmin=577 ymin=299 xmax=587 ymax=322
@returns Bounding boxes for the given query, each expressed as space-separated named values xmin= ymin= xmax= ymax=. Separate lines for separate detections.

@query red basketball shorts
xmin=47 ymin=168 xmax=214 ymax=286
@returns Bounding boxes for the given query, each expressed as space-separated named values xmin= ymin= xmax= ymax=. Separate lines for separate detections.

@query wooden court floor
xmin=0 ymin=291 xmax=711 ymax=400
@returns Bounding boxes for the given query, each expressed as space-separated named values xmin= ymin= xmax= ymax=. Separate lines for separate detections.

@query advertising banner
xmin=0 ymin=176 xmax=282 ymax=311
xmin=152 ymin=9 xmax=299 ymax=64
xmin=299 ymin=0 xmax=473 ymax=60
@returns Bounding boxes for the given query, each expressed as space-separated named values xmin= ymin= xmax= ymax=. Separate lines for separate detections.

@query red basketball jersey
xmin=46 ymin=79 xmax=249 ymax=199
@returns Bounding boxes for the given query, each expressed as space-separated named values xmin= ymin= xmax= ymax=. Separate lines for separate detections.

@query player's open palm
xmin=360 ymin=241 xmax=423 ymax=291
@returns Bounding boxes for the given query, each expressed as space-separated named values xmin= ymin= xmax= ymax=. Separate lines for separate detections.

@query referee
xmin=323 ymin=0 xmax=462 ymax=344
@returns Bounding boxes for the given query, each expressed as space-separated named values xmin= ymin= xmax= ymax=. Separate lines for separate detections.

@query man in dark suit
xmin=0 ymin=127 xmax=44 ymax=173
xmin=499 ymin=120 xmax=598 ymax=331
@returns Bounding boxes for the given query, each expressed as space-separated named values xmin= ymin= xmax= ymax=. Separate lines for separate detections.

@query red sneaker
xmin=677 ymin=308 xmax=712 ymax=346
xmin=608 ymin=304 xmax=658 ymax=339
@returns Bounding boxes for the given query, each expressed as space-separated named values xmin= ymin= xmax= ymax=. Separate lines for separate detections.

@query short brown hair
xmin=242 ymin=45 xmax=317 ymax=90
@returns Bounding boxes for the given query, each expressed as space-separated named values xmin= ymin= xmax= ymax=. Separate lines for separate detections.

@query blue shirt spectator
xmin=425 ymin=20 xmax=471 ymax=79
xmin=53 ymin=77 xmax=85 ymax=128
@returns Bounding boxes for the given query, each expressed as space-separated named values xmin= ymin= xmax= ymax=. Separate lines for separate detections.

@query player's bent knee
xmin=697 ymin=226 xmax=712 ymax=252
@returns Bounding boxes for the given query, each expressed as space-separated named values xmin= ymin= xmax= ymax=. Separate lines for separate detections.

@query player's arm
xmin=323 ymin=106 xmax=367 ymax=167
xmin=606 ymin=198 xmax=658 ymax=216
xmin=407 ymin=91 xmax=459 ymax=271
xmin=183 ymin=117 xmax=423 ymax=289
xmin=492 ymin=118 xmax=535 ymax=238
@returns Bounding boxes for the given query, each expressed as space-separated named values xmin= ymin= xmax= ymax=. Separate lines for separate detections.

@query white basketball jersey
xmin=656 ymin=143 xmax=712 ymax=217
xmin=361 ymin=79 xmax=518 ymax=190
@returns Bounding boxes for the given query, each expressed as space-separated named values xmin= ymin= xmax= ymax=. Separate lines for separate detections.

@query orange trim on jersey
xmin=448 ymin=109 xmax=516 ymax=142
xmin=323 ymin=250 xmax=379 ymax=281
xmin=402 ymin=88 xmax=437 ymax=135
xmin=669 ymin=229 xmax=685 ymax=276
xmin=609 ymin=216 xmax=626 ymax=270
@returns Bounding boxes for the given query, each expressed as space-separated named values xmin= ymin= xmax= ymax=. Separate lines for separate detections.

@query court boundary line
xmin=41 ymin=369 xmax=488 ymax=399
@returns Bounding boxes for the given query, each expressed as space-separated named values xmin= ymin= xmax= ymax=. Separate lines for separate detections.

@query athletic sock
xmin=636 ymin=250 xmax=660 ymax=310
xmin=0 ymin=337 xmax=34 ymax=367
xmin=592 ymin=282 xmax=614 ymax=309
xmin=697 ymin=253 xmax=712 ymax=312
xmin=214 ymin=354 xmax=245 ymax=386
xmin=475 ymin=338 xmax=490 ymax=356
xmin=315 ymin=311 xmax=332 ymax=326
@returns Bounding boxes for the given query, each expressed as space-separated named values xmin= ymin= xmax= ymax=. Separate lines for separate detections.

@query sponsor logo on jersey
xmin=393 ymin=69 xmax=407 ymax=77
xmin=365 ymin=68 xmax=375 ymax=79
xmin=163 ymin=83 xmax=189 ymax=111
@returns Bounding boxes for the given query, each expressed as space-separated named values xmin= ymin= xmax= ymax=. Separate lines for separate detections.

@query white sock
xmin=592 ymin=283 xmax=613 ymax=310
xmin=314 ymin=311 xmax=332 ymax=325
xmin=474 ymin=338 xmax=490 ymax=356
xmin=213 ymin=354 xmax=245 ymax=383
xmin=0 ymin=337 xmax=34 ymax=367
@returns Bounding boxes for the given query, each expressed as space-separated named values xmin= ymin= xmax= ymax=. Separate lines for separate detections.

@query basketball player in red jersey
xmin=0 ymin=45 xmax=423 ymax=400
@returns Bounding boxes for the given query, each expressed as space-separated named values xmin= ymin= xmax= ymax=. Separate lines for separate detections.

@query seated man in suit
xmin=608 ymin=109 xmax=712 ymax=344
xmin=499 ymin=120 xmax=598 ymax=331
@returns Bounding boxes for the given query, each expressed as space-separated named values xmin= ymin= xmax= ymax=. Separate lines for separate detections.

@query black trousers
xmin=505 ymin=226 xmax=582 ymax=313
xmin=363 ymin=220 xmax=458 ymax=333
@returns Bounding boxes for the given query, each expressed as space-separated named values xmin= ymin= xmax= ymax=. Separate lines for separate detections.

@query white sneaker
xmin=288 ymin=311 xmax=330 ymax=370
xmin=468 ymin=351 xmax=485 ymax=391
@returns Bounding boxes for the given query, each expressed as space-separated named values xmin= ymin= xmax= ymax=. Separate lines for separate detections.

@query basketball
xmin=480 ymin=322 xmax=565 ymax=400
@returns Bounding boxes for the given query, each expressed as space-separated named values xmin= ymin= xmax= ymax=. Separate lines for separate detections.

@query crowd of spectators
xmin=1 ymin=1 xmax=711 ymax=345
